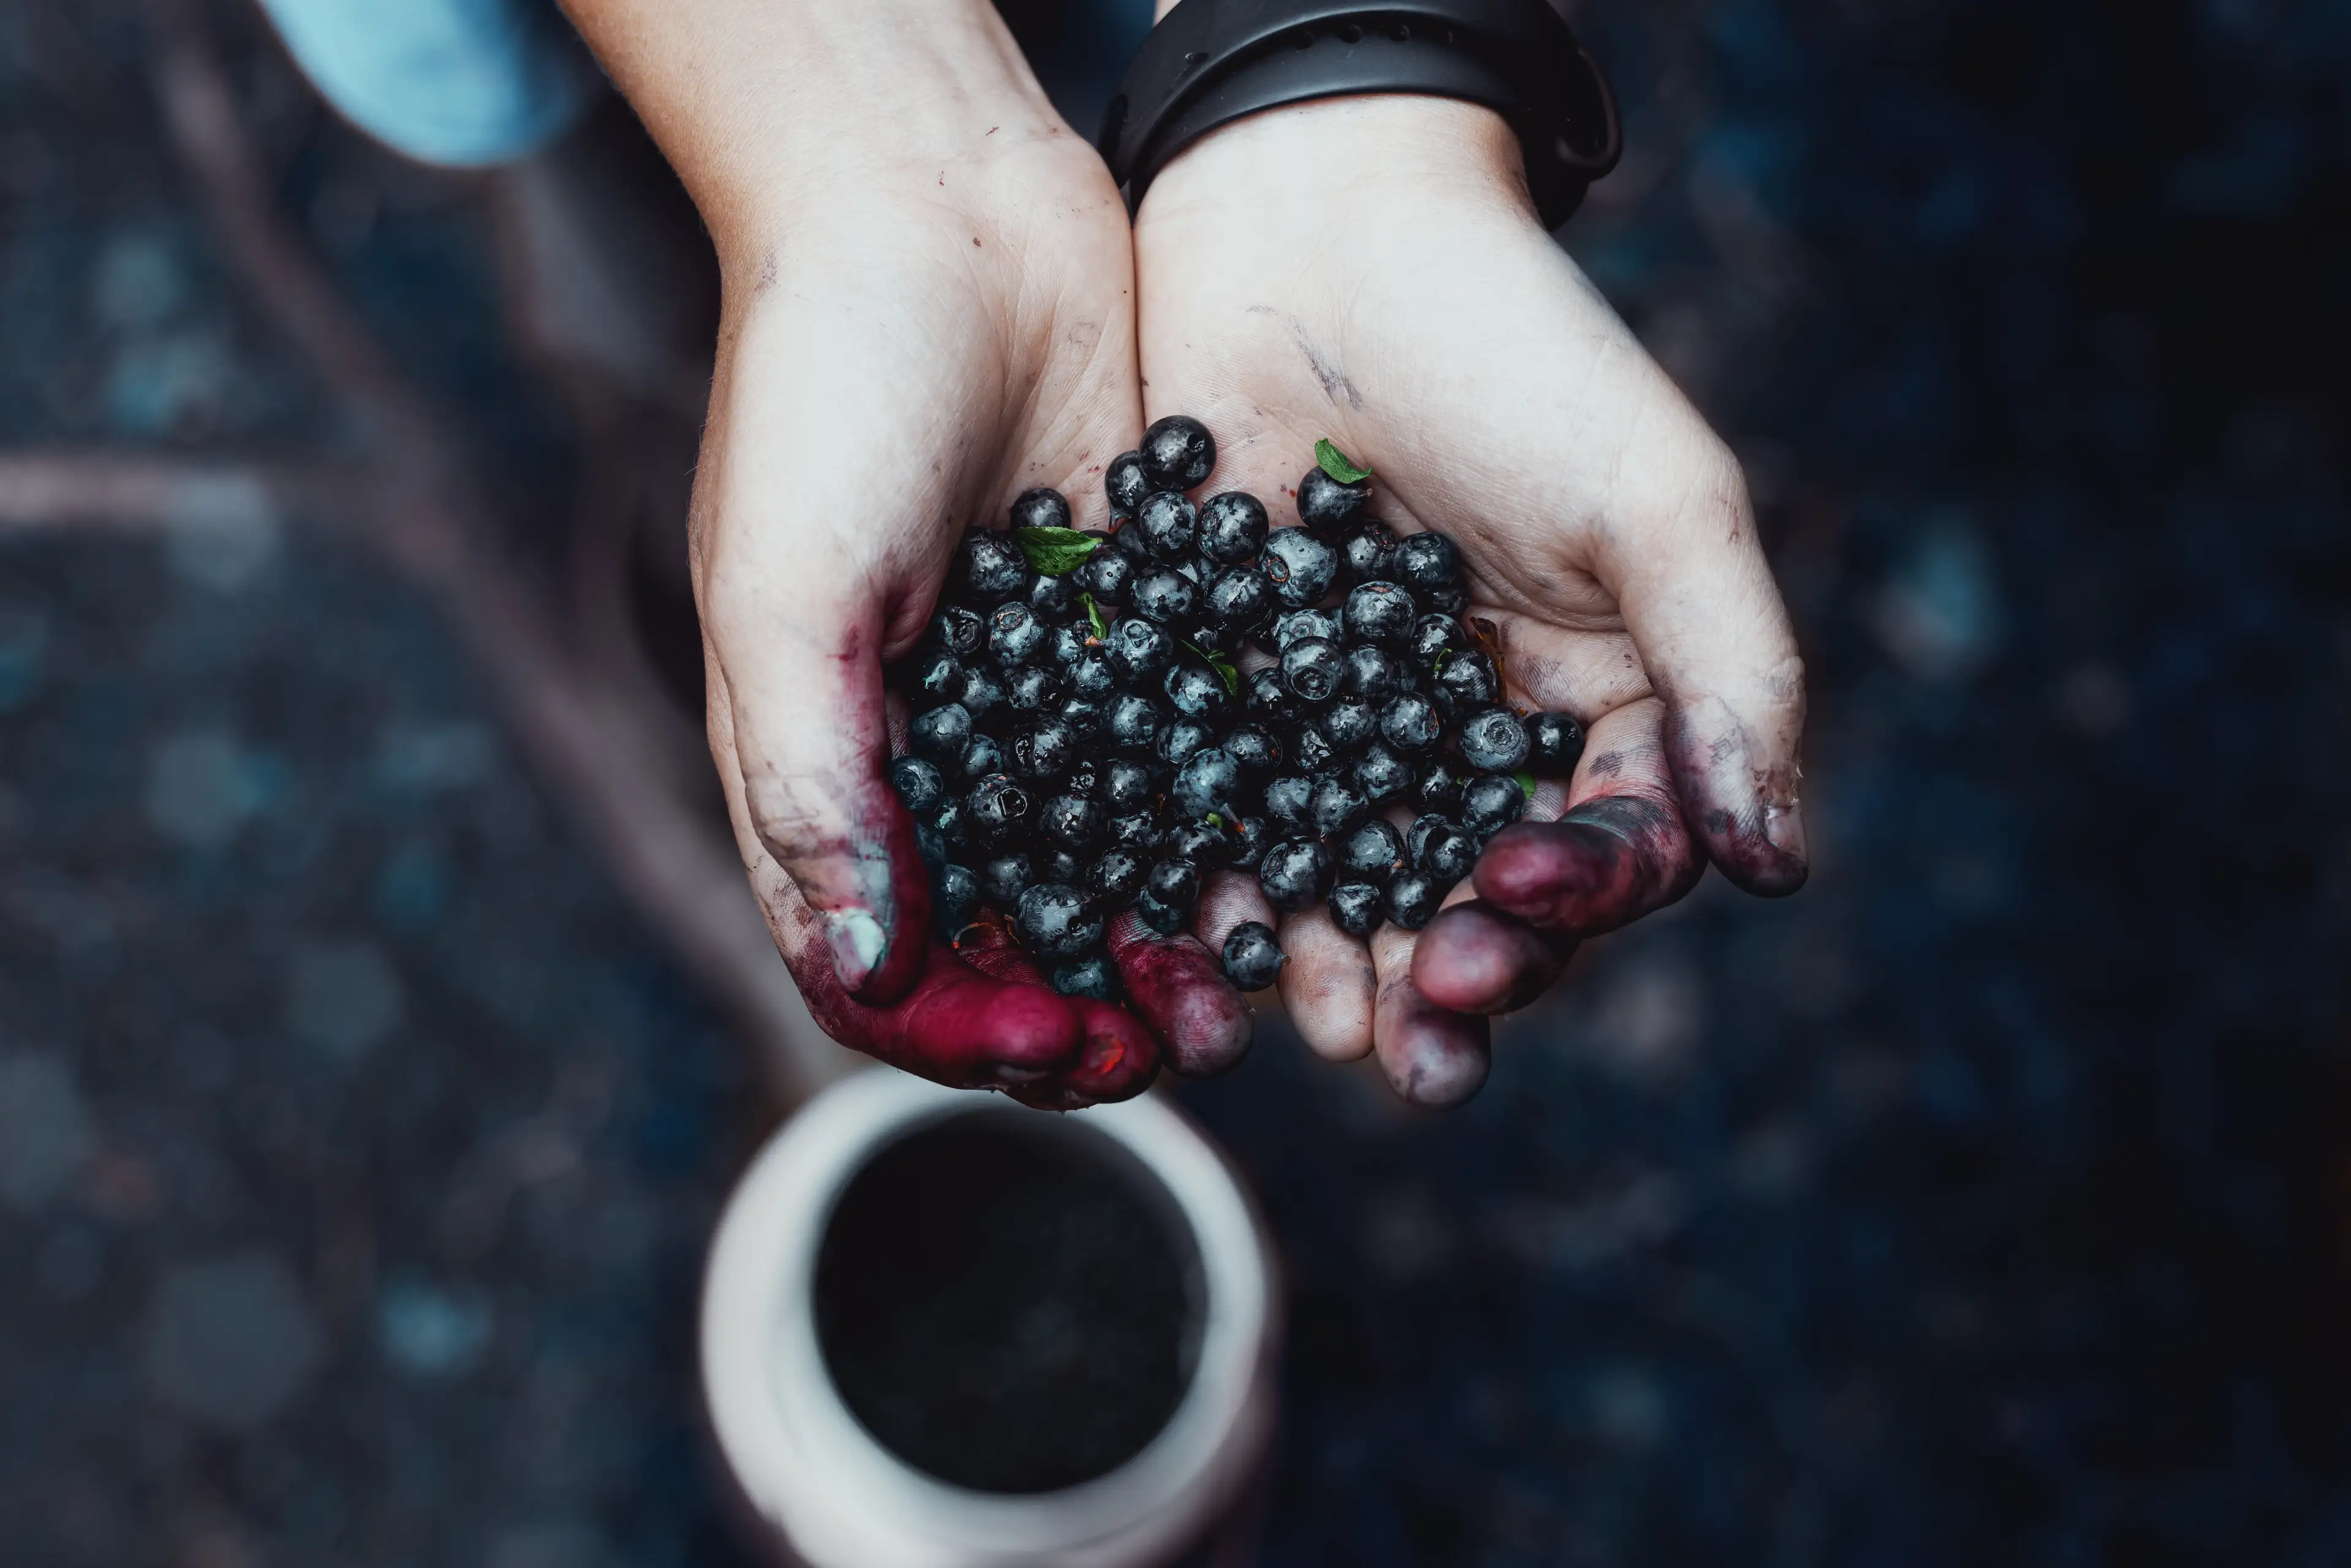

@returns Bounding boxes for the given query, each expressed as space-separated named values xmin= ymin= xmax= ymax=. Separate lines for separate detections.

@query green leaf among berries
xmin=1183 ymin=640 xmax=1241 ymax=697
xmin=1078 ymin=591 xmax=1107 ymax=640
xmin=1013 ymin=526 xmax=1101 ymax=577
xmin=1315 ymin=438 xmax=1371 ymax=485
xmin=1515 ymin=770 xmax=1539 ymax=802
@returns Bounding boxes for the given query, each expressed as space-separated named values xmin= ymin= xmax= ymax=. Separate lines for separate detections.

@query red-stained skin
xmin=1470 ymin=795 xmax=1706 ymax=937
xmin=1411 ymin=900 xmax=1575 ymax=1015
xmin=1104 ymin=910 xmax=1253 ymax=1079
xmin=1662 ymin=707 xmax=1809 ymax=897
xmin=848 ymin=793 xmax=934 ymax=1005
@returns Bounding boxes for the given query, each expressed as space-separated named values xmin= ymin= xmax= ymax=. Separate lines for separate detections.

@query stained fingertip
xmin=1664 ymin=697 xmax=1809 ymax=898
xmin=841 ymin=800 xmax=932 ymax=1003
xmin=1106 ymin=921 xmax=1254 ymax=1079
xmin=899 ymin=964 xmax=1082 ymax=1077
xmin=1277 ymin=910 xmax=1376 ymax=1062
xmin=1373 ymin=978 xmax=1491 ymax=1108
xmin=1472 ymin=797 xmax=1702 ymax=936
xmin=1056 ymin=1001 xmax=1164 ymax=1106
xmin=1413 ymin=901 xmax=1575 ymax=1014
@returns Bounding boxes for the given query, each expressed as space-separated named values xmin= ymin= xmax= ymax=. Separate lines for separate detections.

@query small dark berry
xmin=1089 ymin=848 xmax=1148 ymax=907
xmin=887 ymin=756 xmax=947 ymax=816
xmin=1010 ymin=486 xmax=1071 ymax=533
xmin=1140 ymin=414 xmax=1217 ymax=491
xmin=910 ymin=649 xmax=964 ymax=704
xmin=1029 ymin=572 xmax=1078 ymax=623
xmin=1145 ymin=858 xmax=1202 ymax=916
xmin=1281 ymin=637 xmax=1345 ymax=704
xmin=1040 ymin=792 xmax=1103 ymax=850
xmin=1461 ymin=773 xmax=1528 ymax=838
xmin=1135 ymin=492 xmax=1199 ymax=563
xmin=1291 ymin=726 xmax=1337 ymax=775
xmin=1135 ymin=891 xmax=1188 ymax=936
xmin=1132 ymin=567 xmax=1199 ymax=626
xmin=1064 ymin=757 xmax=1103 ymax=798
xmin=1407 ymin=814 xmax=1451 ymax=869
xmin=1173 ymin=746 xmax=1243 ymax=819
xmin=1269 ymin=607 xmax=1342 ymax=651
xmin=1339 ymin=818 xmax=1406 ymax=881
xmin=1011 ymin=720 xmax=1078 ymax=781
xmin=1419 ymin=580 xmax=1470 ymax=617
xmin=1458 ymin=707 xmax=1531 ymax=773
xmin=1164 ymin=662 xmax=1231 ymax=721
xmin=1003 ymin=664 xmax=1065 ymax=713
xmin=1223 ymin=921 xmax=1286 ymax=989
xmin=1379 ymin=692 xmax=1442 ymax=752
xmin=1106 ymin=810 xmax=1160 ymax=849
xmin=1313 ymin=694 xmax=1376 ymax=754
xmin=1329 ymin=881 xmax=1384 ymax=938
xmin=958 ymin=667 xmax=1007 ymax=722
xmin=1052 ymin=955 xmax=1117 ymax=1000
xmin=1073 ymin=545 xmax=1132 ymax=604
xmin=1106 ymin=692 xmax=1164 ymax=754
xmin=1527 ymin=711 xmax=1587 ymax=775
xmin=1157 ymin=716 xmax=1217 ymax=768
xmin=1355 ymin=743 xmax=1415 ymax=805
xmin=1103 ymin=757 xmax=1157 ymax=812
xmin=959 ymin=732 xmax=1005 ymax=781
xmin=1435 ymin=649 xmax=1500 ymax=712
xmin=1039 ymin=848 xmax=1084 ymax=885
xmin=1106 ymin=450 xmax=1151 ymax=515
xmin=1386 ymin=871 xmax=1442 ymax=930
xmin=989 ymin=602 xmax=1047 ymax=666
xmin=1310 ymin=774 xmax=1368 ymax=836
xmin=1393 ymin=531 xmax=1461 ymax=592
xmin=928 ymin=795 xmax=970 ymax=852
xmin=1244 ymin=667 xmax=1298 ymax=729
xmin=1070 ymin=648 xmax=1118 ymax=700
xmin=966 ymin=773 xmax=1033 ymax=841
xmin=1416 ymin=760 xmax=1468 ymax=814
xmin=1411 ymin=613 xmax=1469 ymax=668
xmin=1018 ymin=882 xmax=1103 ymax=958
xmin=1420 ymin=823 xmax=1479 ymax=883
xmin=1198 ymin=492 xmax=1270 ymax=563
xmin=909 ymin=703 xmax=972 ymax=764
xmin=934 ymin=861 xmax=981 ymax=939
xmin=1164 ymin=819 xmax=1234 ymax=871
xmin=1259 ymin=527 xmax=1339 ymax=609
xmin=1107 ymin=617 xmax=1174 ymax=682
xmin=1223 ymin=722 xmax=1283 ymax=778
xmin=1339 ymin=519 xmax=1398 ymax=583
xmin=1296 ymin=467 xmax=1370 ymax=533
xmin=1343 ymin=580 xmax=1417 ymax=648
xmin=1258 ymin=839 xmax=1334 ymax=912
xmin=1264 ymin=775 xmax=1314 ymax=833
xmin=932 ymin=605 xmax=984 ymax=660
xmin=1229 ymin=814 xmax=1272 ymax=871
xmin=959 ymin=531 xmax=1028 ymax=599
xmin=1204 ymin=566 xmax=1275 ymax=632
xmin=981 ymin=852 xmax=1033 ymax=907
xmin=1048 ymin=624 xmax=1089 ymax=667
xmin=1342 ymin=644 xmax=1402 ymax=703
xmin=1112 ymin=514 xmax=1155 ymax=562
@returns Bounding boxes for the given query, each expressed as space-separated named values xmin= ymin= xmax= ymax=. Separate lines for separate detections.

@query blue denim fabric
xmin=255 ymin=0 xmax=600 ymax=168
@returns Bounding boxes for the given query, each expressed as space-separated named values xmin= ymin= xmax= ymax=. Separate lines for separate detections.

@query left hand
xmin=1132 ymin=96 xmax=1808 ymax=1105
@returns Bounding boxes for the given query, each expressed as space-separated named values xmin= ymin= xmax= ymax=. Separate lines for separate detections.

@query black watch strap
xmin=1099 ymin=0 xmax=1621 ymax=229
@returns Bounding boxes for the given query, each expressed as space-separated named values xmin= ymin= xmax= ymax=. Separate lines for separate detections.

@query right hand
xmin=578 ymin=1 xmax=1251 ymax=1104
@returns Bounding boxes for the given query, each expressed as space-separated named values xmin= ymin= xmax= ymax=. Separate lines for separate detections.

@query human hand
xmin=1133 ymin=96 xmax=1807 ymax=1106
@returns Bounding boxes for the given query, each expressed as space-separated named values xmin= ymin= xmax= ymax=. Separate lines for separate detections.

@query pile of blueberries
xmin=887 ymin=415 xmax=1585 ymax=1005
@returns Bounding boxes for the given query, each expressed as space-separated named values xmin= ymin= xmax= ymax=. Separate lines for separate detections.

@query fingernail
xmin=825 ymin=909 xmax=888 ymax=992
xmin=1764 ymin=794 xmax=1807 ymax=863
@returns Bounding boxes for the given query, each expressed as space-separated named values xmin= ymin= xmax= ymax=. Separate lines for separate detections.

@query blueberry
xmin=958 ymin=667 xmax=1007 ymax=722
xmin=932 ymin=605 xmax=984 ymax=659
xmin=1223 ymin=920 xmax=1287 ymax=989
xmin=909 ymin=703 xmax=972 ymax=764
xmin=1313 ymin=694 xmax=1376 ymax=754
xmin=1164 ymin=819 xmax=1234 ymax=870
xmin=1411 ymin=613 xmax=1469 ymax=668
xmin=1393 ymin=531 xmax=1461 ymax=592
xmin=1029 ymin=572 xmax=1078 ymax=623
xmin=1040 ymin=792 xmax=1103 ymax=850
xmin=1258 ymin=839 xmax=1333 ymax=912
xmin=1174 ymin=746 xmax=1243 ymax=819
xmin=1205 ymin=565 xmax=1274 ymax=632
xmin=1107 ymin=810 xmax=1160 ymax=849
xmin=1064 ymin=756 xmax=1103 ymax=798
xmin=1003 ymin=664 xmax=1065 ymax=713
xmin=1010 ymin=486 xmax=1071 ymax=533
xmin=1528 ymin=711 xmax=1586 ymax=775
xmin=1112 ymin=514 xmax=1156 ymax=563
xmin=1340 ymin=519 xmax=1398 ymax=583
xmin=1073 ymin=545 xmax=1132 ymax=604
xmin=1145 ymin=858 xmax=1203 ymax=921
xmin=1379 ymin=691 xmax=1442 ymax=753
xmin=1328 ymin=882 xmax=1384 ymax=939
xmin=887 ymin=756 xmax=947 ymax=816
xmin=1048 ymin=623 xmax=1090 ymax=667
xmin=1106 ymin=450 xmax=1152 ymax=515
xmin=981 ymin=852 xmax=1033 ymax=907
xmin=1133 ymin=567 xmax=1199 ymax=625
xmin=1018 ymin=883 xmax=1103 ymax=958
xmin=1259 ymin=527 xmax=1339 ymax=609
xmin=1291 ymin=727 xmax=1337 ymax=776
xmin=1339 ymin=817 xmax=1405 ymax=882
xmin=1223 ymin=722 xmax=1283 ymax=779
xmin=1458 ymin=707 xmax=1531 ymax=772
xmin=1406 ymin=813 xmax=1451 ymax=869
xmin=1135 ymin=492 xmax=1199 ymax=563
xmin=1435 ymin=649 xmax=1500 ymax=713
xmin=1461 ymin=773 xmax=1528 ymax=838
xmin=1089 ymin=847 xmax=1148 ymax=907
xmin=1103 ymin=757 xmax=1157 ymax=812
xmin=1107 ymin=617 xmax=1174 ymax=683
xmin=966 ymin=773 xmax=1032 ymax=841
xmin=1417 ymin=760 xmax=1468 ymax=814
xmin=1356 ymin=743 xmax=1415 ymax=805
xmin=909 ymin=650 xmax=964 ymax=703
xmin=1386 ymin=871 xmax=1442 ymax=930
xmin=1343 ymin=580 xmax=1417 ymax=647
xmin=927 ymin=795 xmax=970 ymax=853
xmin=1135 ymin=891 xmax=1188 ymax=936
xmin=1420 ymin=823 xmax=1479 ymax=883
xmin=989 ymin=602 xmax=1047 ymax=666
xmin=1264 ymin=775 xmax=1314 ymax=833
xmin=1164 ymin=662 xmax=1231 ymax=721
xmin=1269 ymin=607 xmax=1343 ymax=651
xmin=1106 ymin=692 xmax=1164 ymax=754
xmin=1052 ymin=955 xmax=1117 ymax=1000
xmin=1012 ymin=720 xmax=1078 ymax=781
xmin=1419 ymin=580 xmax=1470 ymax=617
xmin=1244 ymin=667 xmax=1298 ymax=728
xmin=1039 ymin=848 xmax=1084 ymax=885
xmin=1281 ymin=637 xmax=1345 ymax=704
xmin=1157 ymin=716 xmax=1217 ymax=768
xmin=1199 ymin=492 xmax=1270 ymax=563
xmin=1310 ymin=774 xmax=1368 ymax=836
xmin=1070 ymin=648 xmax=1118 ymax=700
xmin=1296 ymin=466 xmax=1370 ymax=533
xmin=1342 ymin=644 xmax=1402 ymax=703
xmin=958 ymin=531 xmax=1029 ymax=599
xmin=933 ymin=861 xmax=980 ymax=939
xmin=1140 ymin=415 xmax=1217 ymax=491
xmin=959 ymin=732 xmax=1006 ymax=781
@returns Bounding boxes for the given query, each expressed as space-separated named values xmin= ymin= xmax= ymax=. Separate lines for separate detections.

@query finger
xmin=1106 ymin=909 xmax=1253 ymax=1079
xmin=1368 ymin=924 xmax=1491 ymax=1108
xmin=1412 ymin=900 xmax=1577 ymax=1015
xmin=1000 ymin=999 xmax=1162 ymax=1110
xmin=1194 ymin=871 xmax=1276 ymax=974
xmin=1471 ymin=698 xmax=1706 ymax=936
xmin=1275 ymin=905 xmax=1376 ymax=1062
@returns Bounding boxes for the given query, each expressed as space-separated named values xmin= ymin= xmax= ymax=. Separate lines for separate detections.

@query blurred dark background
xmin=2 ymin=0 xmax=2347 ymax=1564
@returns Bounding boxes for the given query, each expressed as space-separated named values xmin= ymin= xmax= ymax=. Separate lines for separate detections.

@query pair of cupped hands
xmin=569 ymin=0 xmax=1807 ymax=1109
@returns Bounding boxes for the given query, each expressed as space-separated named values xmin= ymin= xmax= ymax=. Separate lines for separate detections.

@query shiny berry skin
xmin=932 ymin=605 xmax=984 ymax=659
xmin=1052 ymin=955 xmax=1117 ymax=1000
xmin=1342 ymin=644 xmax=1401 ymax=703
xmin=1281 ymin=637 xmax=1344 ymax=704
xmin=1040 ymin=792 xmax=1103 ymax=850
xmin=1419 ymin=580 xmax=1470 ymax=617
xmin=1310 ymin=774 xmax=1369 ymax=836
xmin=910 ymin=650 xmax=964 ymax=704
xmin=966 ymin=773 xmax=1032 ymax=839
xmin=1229 ymin=814 xmax=1272 ymax=871
xmin=1107 ymin=617 xmax=1174 ymax=683
xmin=1103 ymin=757 xmax=1157 ymax=812
xmin=1259 ymin=839 xmax=1334 ymax=912
xmin=1339 ymin=817 xmax=1405 ymax=882
xmin=1204 ymin=566 xmax=1274 ymax=632
xmin=1458 ymin=707 xmax=1531 ymax=773
xmin=989 ymin=602 xmax=1047 ymax=666
xmin=1065 ymin=757 xmax=1103 ymax=798
xmin=1140 ymin=414 xmax=1217 ymax=491
xmin=1461 ymin=773 xmax=1528 ymax=838
xmin=1134 ymin=891 xmax=1188 ymax=936
xmin=1357 ymin=744 xmax=1414 ymax=805
xmin=1296 ymin=467 xmax=1370 ymax=533
xmin=1089 ymin=847 xmax=1147 ymax=907
xmin=1157 ymin=716 xmax=1217 ymax=768
xmin=1010 ymin=486 xmax=1071 ymax=532
xmin=1268 ymin=607 xmax=1343 ymax=651
xmin=1420 ymin=823 xmax=1479 ymax=883
xmin=926 ymin=795 xmax=970 ymax=853
xmin=1378 ymin=692 xmax=1442 ymax=753
xmin=958 ymin=667 xmax=1007 ymax=722
xmin=1393 ymin=531 xmax=1461 ymax=592
xmin=1264 ymin=775 xmax=1314 ymax=833
xmin=1131 ymin=567 xmax=1199 ymax=626
xmin=1070 ymin=648 xmax=1118 ymax=700
xmin=1172 ymin=746 xmax=1243 ymax=819
xmin=888 ymin=756 xmax=947 ymax=817
xmin=1411 ymin=613 xmax=1469 ymax=667
xmin=1343 ymin=580 xmax=1417 ymax=648
xmin=1259 ymin=527 xmax=1339 ymax=609
xmin=1145 ymin=857 xmax=1202 ymax=914
xmin=1291 ymin=727 xmax=1337 ymax=776
xmin=1416 ymin=760 xmax=1467 ymax=814
xmin=1527 ymin=711 xmax=1587 ymax=775
xmin=1112 ymin=514 xmax=1155 ymax=562
xmin=1313 ymin=694 xmax=1376 ymax=754
xmin=1198 ymin=492 xmax=1270 ymax=563
xmin=959 ymin=733 xmax=1005 ymax=781
xmin=1164 ymin=663 xmax=1231 ymax=721
xmin=1012 ymin=721 xmax=1078 ymax=781
xmin=1106 ymin=450 xmax=1152 ymax=515
xmin=1003 ymin=664 xmax=1065 ymax=713
xmin=1048 ymin=624 xmax=1089 ymax=667
xmin=909 ymin=703 xmax=972 ymax=764
xmin=1406 ymin=813 xmax=1450 ymax=869
xmin=1072 ymin=544 xmax=1131 ymax=604
xmin=1386 ymin=871 xmax=1442 ymax=930
xmin=1163 ymin=819 xmax=1234 ymax=871
xmin=958 ymin=531 xmax=1029 ymax=599
xmin=1223 ymin=921 xmax=1287 ymax=989
xmin=1243 ymin=667 xmax=1297 ymax=729
xmin=1223 ymin=722 xmax=1282 ymax=779
xmin=1329 ymin=881 xmax=1384 ymax=939
xmin=1029 ymin=571 xmax=1078 ymax=623
xmin=1106 ymin=811 xmax=1160 ymax=849
xmin=981 ymin=851 xmax=1033 ymax=907
xmin=1106 ymin=692 xmax=1164 ymax=754
xmin=933 ymin=861 xmax=980 ymax=939
xmin=1039 ymin=848 xmax=1084 ymax=885
xmin=1340 ymin=519 xmax=1398 ymax=583
xmin=1136 ymin=491 xmax=1199 ymax=561
xmin=1435 ymin=648 xmax=1500 ymax=712
xmin=1018 ymin=882 xmax=1103 ymax=958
